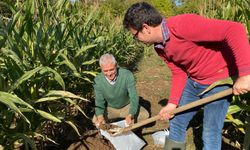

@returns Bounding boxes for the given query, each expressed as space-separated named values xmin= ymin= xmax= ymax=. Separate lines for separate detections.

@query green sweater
xmin=94 ymin=67 xmax=139 ymax=116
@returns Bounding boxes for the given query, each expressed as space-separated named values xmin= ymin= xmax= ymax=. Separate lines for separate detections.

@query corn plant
xmin=0 ymin=0 xmax=142 ymax=149
xmin=198 ymin=0 xmax=250 ymax=39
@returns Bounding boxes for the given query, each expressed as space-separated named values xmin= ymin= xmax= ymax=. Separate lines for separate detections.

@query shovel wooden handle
xmin=122 ymin=88 xmax=233 ymax=133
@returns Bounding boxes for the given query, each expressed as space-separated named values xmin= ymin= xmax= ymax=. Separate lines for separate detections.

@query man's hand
xmin=125 ymin=115 xmax=134 ymax=126
xmin=95 ymin=115 xmax=105 ymax=128
xmin=159 ymin=103 xmax=177 ymax=121
xmin=233 ymin=74 xmax=250 ymax=95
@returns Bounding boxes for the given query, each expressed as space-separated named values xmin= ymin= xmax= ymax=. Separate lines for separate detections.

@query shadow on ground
xmin=139 ymin=96 xmax=156 ymax=128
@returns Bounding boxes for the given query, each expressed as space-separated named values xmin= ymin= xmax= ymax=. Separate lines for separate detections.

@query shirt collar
xmin=154 ymin=19 xmax=169 ymax=49
xmin=105 ymin=76 xmax=117 ymax=85
xmin=162 ymin=19 xmax=169 ymax=45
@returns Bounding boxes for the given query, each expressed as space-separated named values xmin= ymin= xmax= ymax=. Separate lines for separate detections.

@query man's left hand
xmin=233 ymin=74 xmax=250 ymax=95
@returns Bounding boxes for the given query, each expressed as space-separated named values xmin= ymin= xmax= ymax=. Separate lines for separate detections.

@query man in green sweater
xmin=93 ymin=53 xmax=149 ymax=127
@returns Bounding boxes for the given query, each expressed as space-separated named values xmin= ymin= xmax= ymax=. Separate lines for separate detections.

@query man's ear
xmin=142 ymin=23 xmax=151 ymax=34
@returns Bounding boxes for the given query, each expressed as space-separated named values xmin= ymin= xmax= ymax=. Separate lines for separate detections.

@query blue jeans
xmin=169 ymin=78 xmax=231 ymax=150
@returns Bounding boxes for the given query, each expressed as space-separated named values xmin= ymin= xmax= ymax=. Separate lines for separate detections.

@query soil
xmin=61 ymin=51 xmax=240 ymax=150
xmin=67 ymin=130 xmax=115 ymax=150
xmin=98 ymin=123 xmax=120 ymax=131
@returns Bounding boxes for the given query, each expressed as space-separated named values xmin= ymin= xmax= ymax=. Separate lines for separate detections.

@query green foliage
xmin=147 ymin=0 xmax=176 ymax=17
xmin=100 ymin=0 xmax=140 ymax=17
xmin=228 ymin=94 xmax=250 ymax=149
xmin=100 ymin=0 xmax=176 ymax=18
xmin=199 ymin=0 xmax=249 ymax=38
xmin=0 ymin=0 xmax=143 ymax=148
xmin=175 ymin=0 xmax=200 ymax=14
xmin=178 ymin=0 xmax=250 ymax=39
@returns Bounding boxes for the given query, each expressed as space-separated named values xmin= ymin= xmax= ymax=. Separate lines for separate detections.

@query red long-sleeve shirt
xmin=155 ymin=14 xmax=250 ymax=105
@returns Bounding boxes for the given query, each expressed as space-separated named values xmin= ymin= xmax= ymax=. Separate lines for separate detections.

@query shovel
xmin=109 ymin=88 xmax=233 ymax=136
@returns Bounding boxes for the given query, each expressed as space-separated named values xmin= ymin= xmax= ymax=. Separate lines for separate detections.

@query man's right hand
xmin=159 ymin=103 xmax=177 ymax=121
xmin=95 ymin=115 xmax=106 ymax=128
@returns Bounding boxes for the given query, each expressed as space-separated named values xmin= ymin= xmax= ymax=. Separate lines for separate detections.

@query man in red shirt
xmin=123 ymin=2 xmax=250 ymax=150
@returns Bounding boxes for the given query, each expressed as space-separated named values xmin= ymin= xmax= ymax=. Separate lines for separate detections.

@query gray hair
xmin=99 ymin=53 xmax=117 ymax=66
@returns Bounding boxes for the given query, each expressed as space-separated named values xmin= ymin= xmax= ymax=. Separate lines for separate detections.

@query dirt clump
xmin=67 ymin=130 xmax=115 ymax=150
xmin=98 ymin=123 xmax=119 ymax=130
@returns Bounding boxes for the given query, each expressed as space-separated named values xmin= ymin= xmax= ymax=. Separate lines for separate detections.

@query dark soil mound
xmin=67 ymin=130 xmax=115 ymax=150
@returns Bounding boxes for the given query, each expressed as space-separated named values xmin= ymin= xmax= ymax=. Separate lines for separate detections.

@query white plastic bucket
xmin=151 ymin=129 xmax=169 ymax=146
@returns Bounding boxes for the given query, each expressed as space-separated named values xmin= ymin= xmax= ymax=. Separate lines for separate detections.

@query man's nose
xmin=107 ymin=71 xmax=112 ymax=75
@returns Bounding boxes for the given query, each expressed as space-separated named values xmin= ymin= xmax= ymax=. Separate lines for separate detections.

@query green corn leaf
xmin=94 ymin=36 xmax=105 ymax=43
xmin=1 ymin=48 xmax=25 ymax=71
xmin=0 ymin=94 xmax=30 ymax=125
xmin=54 ymin=0 xmax=65 ymax=17
xmin=60 ymin=53 xmax=78 ymax=73
xmin=83 ymin=9 xmax=96 ymax=29
xmin=73 ymin=72 xmax=82 ymax=78
xmin=225 ymin=117 xmax=245 ymax=134
xmin=19 ymin=108 xmax=33 ymax=112
xmin=64 ymin=98 xmax=87 ymax=117
xmin=7 ymin=10 xmax=21 ymax=34
xmin=227 ymin=105 xmax=242 ymax=115
xmin=10 ymin=66 xmax=43 ymax=91
xmin=33 ymin=132 xmax=58 ymax=145
xmin=19 ymin=108 xmax=61 ymax=123
xmin=4 ymin=58 xmax=22 ymax=82
xmin=198 ymin=77 xmax=234 ymax=96
xmin=48 ymin=48 xmax=65 ymax=64
xmin=46 ymin=90 xmax=88 ymax=102
xmin=75 ymin=44 xmax=97 ymax=57
xmin=11 ymin=66 xmax=66 ymax=91
xmin=81 ymin=77 xmax=92 ymax=83
xmin=29 ymin=0 xmax=35 ymax=15
xmin=36 ymin=109 xmax=61 ymax=123
xmin=35 ymin=96 xmax=62 ymax=103
xmin=0 ymin=91 xmax=34 ymax=110
xmin=82 ymin=71 xmax=98 ymax=77
xmin=37 ymin=0 xmax=44 ymax=22
xmin=81 ymin=59 xmax=97 ymax=66
xmin=40 ymin=67 xmax=65 ymax=90
xmin=65 ymin=120 xmax=81 ymax=136
xmin=226 ymin=114 xmax=244 ymax=126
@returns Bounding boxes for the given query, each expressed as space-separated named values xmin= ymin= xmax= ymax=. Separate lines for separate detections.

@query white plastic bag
xmin=151 ymin=129 xmax=169 ymax=146
xmin=100 ymin=120 xmax=145 ymax=150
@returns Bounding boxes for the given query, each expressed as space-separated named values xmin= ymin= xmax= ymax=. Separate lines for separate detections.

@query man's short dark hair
xmin=123 ymin=2 xmax=163 ymax=31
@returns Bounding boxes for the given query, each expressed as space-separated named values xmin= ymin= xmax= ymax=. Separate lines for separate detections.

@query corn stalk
xmin=0 ymin=0 xmax=142 ymax=149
